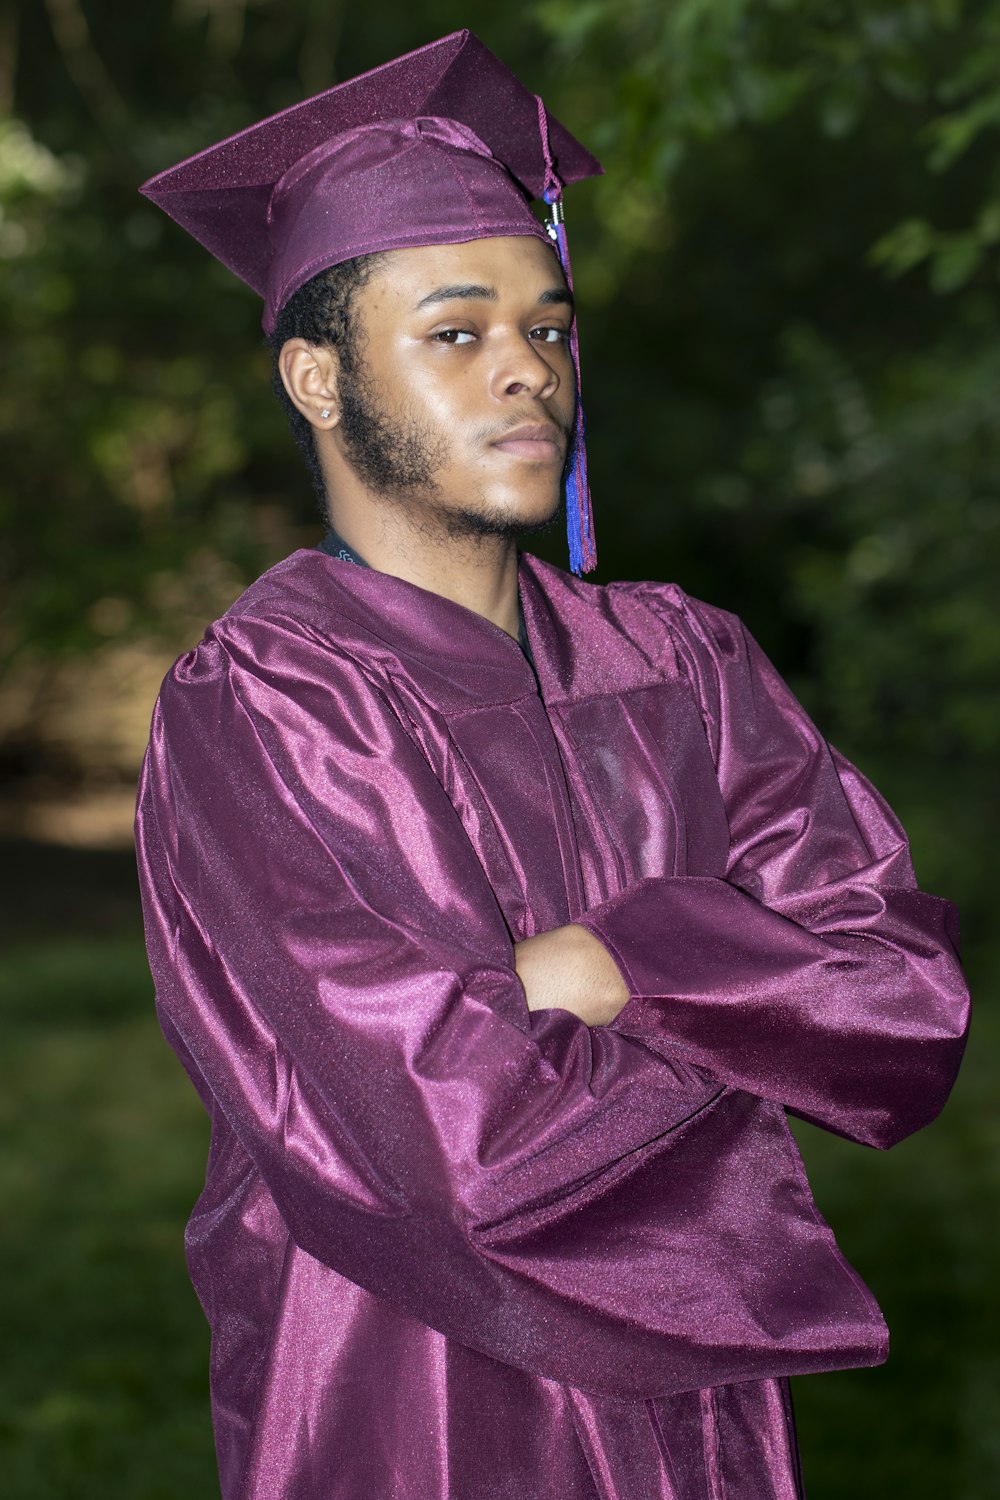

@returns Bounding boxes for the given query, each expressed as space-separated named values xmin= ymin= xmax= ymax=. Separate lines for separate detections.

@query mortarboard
xmin=141 ymin=30 xmax=601 ymax=572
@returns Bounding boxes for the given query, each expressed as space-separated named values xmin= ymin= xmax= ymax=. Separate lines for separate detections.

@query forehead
xmin=363 ymin=235 xmax=566 ymax=307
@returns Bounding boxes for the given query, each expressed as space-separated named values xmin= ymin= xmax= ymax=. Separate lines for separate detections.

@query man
xmin=136 ymin=30 xmax=969 ymax=1500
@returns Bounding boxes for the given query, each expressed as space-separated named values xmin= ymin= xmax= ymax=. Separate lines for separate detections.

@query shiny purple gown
xmin=136 ymin=550 xmax=969 ymax=1500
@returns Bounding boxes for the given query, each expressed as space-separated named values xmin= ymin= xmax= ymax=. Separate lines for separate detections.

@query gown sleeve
xmin=579 ymin=586 xmax=970 ymax=1152
xmin=137 ymin=606 xmax=891 ymax=1398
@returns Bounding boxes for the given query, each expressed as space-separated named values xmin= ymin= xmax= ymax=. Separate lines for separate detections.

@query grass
xmin=0 ymin=938 xmax=215 ymax=1498
xmin=0 ymin=930 xmax=995 ymax=1498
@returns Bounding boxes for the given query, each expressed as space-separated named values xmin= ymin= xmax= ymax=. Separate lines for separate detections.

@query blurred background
xmin=1 ymin=1 xmax=997 ymax=1495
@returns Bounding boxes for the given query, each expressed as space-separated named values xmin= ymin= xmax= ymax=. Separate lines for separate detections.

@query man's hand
xmin=514 ymin=924 xmax=630 ymax=1026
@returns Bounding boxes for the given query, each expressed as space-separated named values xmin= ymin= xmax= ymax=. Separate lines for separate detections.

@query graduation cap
xmin=140 ymin=30 xmax=601 ymax=573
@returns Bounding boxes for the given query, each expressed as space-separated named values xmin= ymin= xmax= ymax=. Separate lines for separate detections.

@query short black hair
xmin=264 ymin=253 xmax=384 ymax=508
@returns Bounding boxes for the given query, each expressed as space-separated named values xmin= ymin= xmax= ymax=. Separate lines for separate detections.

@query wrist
xmin=515 ymin=923 xmax=629 ymax=1024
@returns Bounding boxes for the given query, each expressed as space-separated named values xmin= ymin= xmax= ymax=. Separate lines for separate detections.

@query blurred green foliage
xmin=1 ymin=3 xmax=997 ymax=1495
xmin=3 ymin=0 xmax=998 ymax=804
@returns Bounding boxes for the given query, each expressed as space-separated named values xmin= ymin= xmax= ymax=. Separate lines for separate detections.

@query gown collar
xmin=238 ymin=546 xmax=667 ymax=710
xmin=316 ymin=527 xmax=536 ymax=668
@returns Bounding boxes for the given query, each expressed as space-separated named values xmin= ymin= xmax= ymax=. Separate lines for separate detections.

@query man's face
xmin=331 ymin=235 xmax=576 ymax=543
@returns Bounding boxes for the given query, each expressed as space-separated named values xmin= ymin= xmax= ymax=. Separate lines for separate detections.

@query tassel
xmin=536 ymin=98 xmax=597 ymax=575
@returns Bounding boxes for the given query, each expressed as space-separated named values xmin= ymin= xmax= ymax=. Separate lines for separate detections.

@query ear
xmin=278 ymin=339 xmax=341 ymax=429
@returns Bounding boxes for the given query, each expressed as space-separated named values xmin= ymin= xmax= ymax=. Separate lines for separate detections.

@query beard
xmin=337 ymin=369 xmax=567 ymax=544
xmin=338 ymin=368 xmax=445 ymax=497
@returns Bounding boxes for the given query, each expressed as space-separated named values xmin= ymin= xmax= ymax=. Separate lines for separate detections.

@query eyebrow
xmin=416 ymin=283 xmax=497 ymax=309
xmin=415 ymin=283 xmax=574 ymax=311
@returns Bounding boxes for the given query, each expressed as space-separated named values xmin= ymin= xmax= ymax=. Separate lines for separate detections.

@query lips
xmin=491 ymin=423 xmax=565 ymax=462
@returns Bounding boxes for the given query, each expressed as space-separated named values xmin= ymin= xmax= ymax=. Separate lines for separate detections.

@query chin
xmin=514 ymin=498 xmax=564 ymax=540
xmin=444 ymin=498 xmax=563 ymax=543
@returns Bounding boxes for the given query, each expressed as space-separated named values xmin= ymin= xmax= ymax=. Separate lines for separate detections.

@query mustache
xmin=475 ymin=411 xmax=575 ymax=445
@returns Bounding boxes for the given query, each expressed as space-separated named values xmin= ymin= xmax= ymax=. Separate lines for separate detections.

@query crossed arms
xmin=136 ymin=595 xmax=968 ymax=1394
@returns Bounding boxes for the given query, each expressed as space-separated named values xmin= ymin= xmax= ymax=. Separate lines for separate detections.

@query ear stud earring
xmin=320 ymin=408 xmax=331 ymax=420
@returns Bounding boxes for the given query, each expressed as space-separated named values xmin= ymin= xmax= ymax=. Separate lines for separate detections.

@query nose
xmin=490 ymin=334 xmax=561 ymax=402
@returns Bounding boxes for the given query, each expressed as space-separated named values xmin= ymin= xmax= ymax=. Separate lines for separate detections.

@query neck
xmin=325 ymin=493 xmax=522 ymax=640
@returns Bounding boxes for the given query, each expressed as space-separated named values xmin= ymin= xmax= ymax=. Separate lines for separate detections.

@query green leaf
xmin=869 ymin=217 xmax=935 ymax=277
xmin=929 ymin=235 xmax=983 ymax=293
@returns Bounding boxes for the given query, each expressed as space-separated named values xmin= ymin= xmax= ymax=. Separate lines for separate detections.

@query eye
xmin=431 ymin=328 xmax=476 ymax=345
xmin=529 ymin=325 xmax=570 ymax=345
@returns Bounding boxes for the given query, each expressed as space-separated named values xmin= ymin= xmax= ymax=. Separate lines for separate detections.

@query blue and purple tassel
xmin=537 ymin=98 xmax=597 ymax=575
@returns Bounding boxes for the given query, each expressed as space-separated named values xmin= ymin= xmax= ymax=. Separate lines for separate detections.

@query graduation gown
xmin=135 ymin=549 xmax=969 ymax=1500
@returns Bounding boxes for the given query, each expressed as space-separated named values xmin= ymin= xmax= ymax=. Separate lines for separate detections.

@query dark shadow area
xmin=0 ymin=839 xmax=143 ymax=947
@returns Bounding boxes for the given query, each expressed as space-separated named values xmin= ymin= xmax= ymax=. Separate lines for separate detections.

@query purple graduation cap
xmin=140 ymin=30 xmax=602 ymax=573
